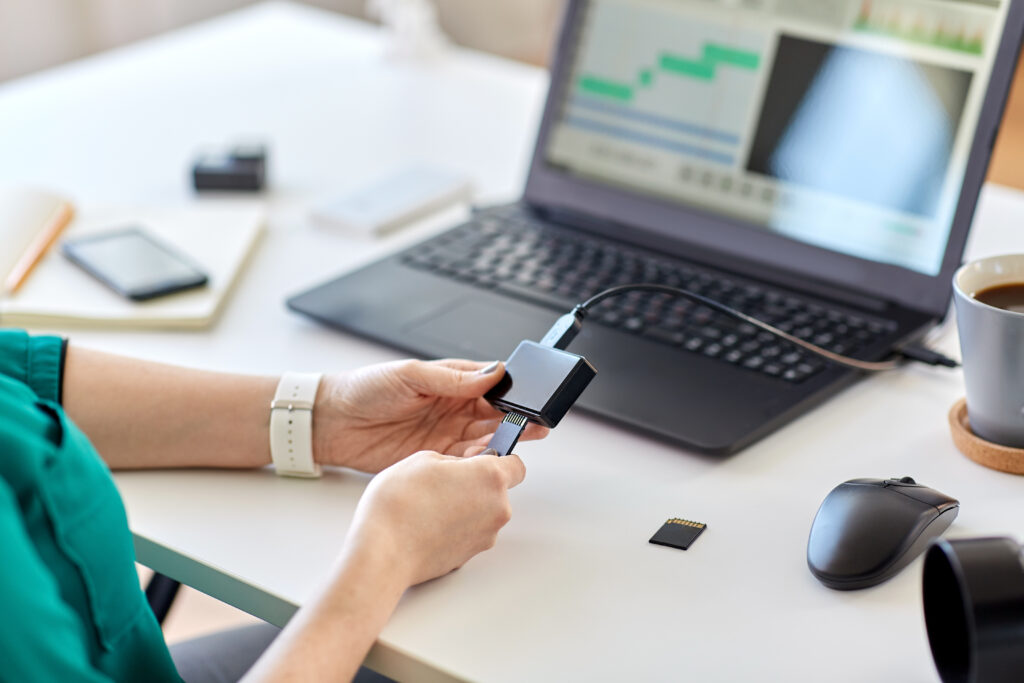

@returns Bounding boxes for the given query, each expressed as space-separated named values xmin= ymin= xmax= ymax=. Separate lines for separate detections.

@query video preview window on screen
xmin=545 ymin=0 xmax=1008 ymax=276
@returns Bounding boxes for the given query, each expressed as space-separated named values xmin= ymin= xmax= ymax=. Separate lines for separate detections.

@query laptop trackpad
xmin=405 ymin=299 xmax=550 ymax=360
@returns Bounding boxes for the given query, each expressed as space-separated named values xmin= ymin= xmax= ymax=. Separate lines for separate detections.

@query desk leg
xmin=146 ymin=572 xmax=182 ymax=625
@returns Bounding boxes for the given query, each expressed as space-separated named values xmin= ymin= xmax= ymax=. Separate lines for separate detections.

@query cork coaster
xmin=948 ymin=398 xmax=1024 ymax=475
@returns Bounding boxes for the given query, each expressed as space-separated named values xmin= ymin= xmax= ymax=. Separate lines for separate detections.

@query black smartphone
xmin=62 ymin=227 xmax=209 ymax=301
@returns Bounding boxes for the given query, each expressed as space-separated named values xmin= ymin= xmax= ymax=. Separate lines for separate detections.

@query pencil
xmin=3 ymin=201 xmax=75 ymax=295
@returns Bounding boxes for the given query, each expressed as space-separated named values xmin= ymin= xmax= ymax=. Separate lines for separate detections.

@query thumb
xmin=406 ymin=360 xmax=504 ymax=399
xmin=492 ymin=453 xmax=526 ymax=489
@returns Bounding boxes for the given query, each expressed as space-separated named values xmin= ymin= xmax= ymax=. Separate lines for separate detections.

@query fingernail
xmin=478 ymin=361 xmax=500 ymax=375
xmin=481 ymin=448 xmax=498 ymax=456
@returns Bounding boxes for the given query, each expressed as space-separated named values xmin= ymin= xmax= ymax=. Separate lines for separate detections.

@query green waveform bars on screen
xmin=579 ymin=42 xmax=761 ymax=103
xmin=852 ymin=0 xmax=985 ymax=55
xmin=852 ymin=16 xmax=984 ymax=55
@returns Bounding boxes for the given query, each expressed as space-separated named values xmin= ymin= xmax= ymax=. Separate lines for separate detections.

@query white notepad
xmin=0 ymin=202 xmax=264 ymax=329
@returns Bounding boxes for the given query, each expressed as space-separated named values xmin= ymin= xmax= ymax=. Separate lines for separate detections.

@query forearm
xmin=243 ymin=540 xmax=408 ymax=682
xmin=63 ymin=346 xmax=277 ymax=470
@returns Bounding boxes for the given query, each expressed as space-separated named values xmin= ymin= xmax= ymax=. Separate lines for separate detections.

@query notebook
xmin=0 ymin=188 xmax=72 ymax=287
xmin=0 ymin=193 xmax=263 ymax=329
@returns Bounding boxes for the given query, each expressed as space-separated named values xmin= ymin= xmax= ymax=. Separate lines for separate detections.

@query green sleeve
xmin=0 ymin=479 xmax=111 ymax=682
xmin=0 ymin=329 xmax=65 ymax=403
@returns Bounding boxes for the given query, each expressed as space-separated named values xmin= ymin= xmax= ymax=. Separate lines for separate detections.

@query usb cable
xmin=542 ymin=283 xmax=958 ymax=371
xmin=484 ymin=282 xmax=958 ymax=456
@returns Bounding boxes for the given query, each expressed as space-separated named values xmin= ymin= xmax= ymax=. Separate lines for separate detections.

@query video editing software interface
xmin=545 ymin=0 xmax=1010 ymax=276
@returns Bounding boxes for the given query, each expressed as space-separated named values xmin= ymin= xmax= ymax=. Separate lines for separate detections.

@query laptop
xmin=289 ymin=0 xmax=1024 ymax=455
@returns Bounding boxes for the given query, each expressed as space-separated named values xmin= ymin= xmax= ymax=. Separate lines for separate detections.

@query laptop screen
xmin=544 ymin=0 xmax=1011 ymax=277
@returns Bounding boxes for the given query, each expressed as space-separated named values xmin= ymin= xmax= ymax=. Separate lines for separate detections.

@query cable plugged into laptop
xmin=895 ymin=344 xmax=959 ymax=368
xmin=483 ymin=283 xmax=959 ymax=455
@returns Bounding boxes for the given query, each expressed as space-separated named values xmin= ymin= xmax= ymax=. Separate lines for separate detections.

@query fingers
xmin=463 ymin=418 xmax=548 ymax=442
xmin=429 ymin=358 xmax=498 ymax=372
xmin=403 ymin=359 xmax=505 ymax=399
xmin=358 ymin=448 xmax=520 ymax=588
xmin=456 ymin=446 xmax=526 ymax=488
xmin=492 ymin=453 xmax=526 ymax=488
xmin=522 ymin=423 xmax=550 ymax=441
xmin=462 ymin=417 xmax=502 ymax=441
xmin=462 ymin=444 xmax=492 ymax=457
xmin=461 ymin=421 xmax=547 ymax=443
xmin=470 ymin=397 xmax=505 ymax=420
xmin=452 ymin=421 xmax=549 ymax=458
xmin=412 ymin=446 xmax=524 ymax=487
xmin=454 ymin=438 xmax=496 ymax=457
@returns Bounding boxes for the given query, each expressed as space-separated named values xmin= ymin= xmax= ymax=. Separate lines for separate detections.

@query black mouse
xmin=807 ymin=477 xmax=959 ymax=590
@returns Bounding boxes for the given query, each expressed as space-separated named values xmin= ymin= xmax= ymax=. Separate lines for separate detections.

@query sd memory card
xmin=649 ymin=518 xmax=706 ymax=550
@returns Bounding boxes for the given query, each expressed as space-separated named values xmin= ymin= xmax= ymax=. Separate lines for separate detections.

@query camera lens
xmin=922 ymin=538 xmax=1024 ymax=683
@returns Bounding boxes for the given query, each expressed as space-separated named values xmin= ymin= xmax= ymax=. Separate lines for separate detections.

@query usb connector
xmin=539 ymin=307 xmax=585 ymax=350
xmin=897 ymin=344 xmax=960 ymax=368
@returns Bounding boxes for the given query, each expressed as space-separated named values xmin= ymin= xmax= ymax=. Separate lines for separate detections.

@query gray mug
xmin=953 ymin=254 xmax=1024 ymax=448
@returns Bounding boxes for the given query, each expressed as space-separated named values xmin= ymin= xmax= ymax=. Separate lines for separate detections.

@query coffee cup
xmin=953 ymin=254 xmax=1024 ymax=448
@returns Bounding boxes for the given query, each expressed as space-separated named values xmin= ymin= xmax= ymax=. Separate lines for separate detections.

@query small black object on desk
xmin=650 ymin=518 xmax=707 ymax=550
xmin=807 ymin=477 xmax=959 ymax=590
xmin=192 ymin=143 xmax=267 ymax=192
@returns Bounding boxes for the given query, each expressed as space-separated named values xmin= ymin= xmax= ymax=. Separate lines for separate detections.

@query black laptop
xmin=289 ymin=0 xmax=1024 ymax=454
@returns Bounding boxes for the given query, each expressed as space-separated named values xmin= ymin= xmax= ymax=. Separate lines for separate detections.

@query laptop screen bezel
xmin=524 ymin=0 xmax=1024 ymax=318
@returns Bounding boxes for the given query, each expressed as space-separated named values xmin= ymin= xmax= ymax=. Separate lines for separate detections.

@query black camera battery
xmin=192 ymin=143 xmax=267 ymax=192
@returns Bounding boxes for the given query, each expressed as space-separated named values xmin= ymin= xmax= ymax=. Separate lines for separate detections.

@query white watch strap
xmin=270 ymin=372 xmax=323 ymax=478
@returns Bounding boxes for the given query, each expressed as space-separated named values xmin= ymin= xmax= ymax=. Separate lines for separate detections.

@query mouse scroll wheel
xmin=897 ymin=476 xmax=916 ymax=484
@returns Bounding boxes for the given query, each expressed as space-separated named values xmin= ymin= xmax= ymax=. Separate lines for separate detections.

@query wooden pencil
xmin=3 ymin=201 xmax=75 ymax=295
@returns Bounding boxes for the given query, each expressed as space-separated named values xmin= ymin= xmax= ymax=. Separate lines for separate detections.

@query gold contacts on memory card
xmin=649 ymin=517 xmax=707 ymax=550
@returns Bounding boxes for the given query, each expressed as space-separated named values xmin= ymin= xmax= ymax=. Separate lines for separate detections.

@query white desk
xmin=3 ymin=3 xmax=1024 ymax=681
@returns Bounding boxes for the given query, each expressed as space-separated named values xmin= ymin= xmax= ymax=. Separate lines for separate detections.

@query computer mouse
xmin=807 ymin=477 xmax=959 ymax=590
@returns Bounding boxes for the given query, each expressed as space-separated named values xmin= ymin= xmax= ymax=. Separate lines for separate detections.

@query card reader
xmin=485 ymin=340 xmax=597 ymax=429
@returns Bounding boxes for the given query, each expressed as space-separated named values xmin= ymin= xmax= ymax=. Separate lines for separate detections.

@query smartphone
xmin=310 ymin=164 xmax=473 ymax=236
xmin=62 ymin=227 xmax=209 ymax=301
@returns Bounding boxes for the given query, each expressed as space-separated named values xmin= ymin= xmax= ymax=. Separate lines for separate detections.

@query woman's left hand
xmin=313 ymin=359 xmax=549 ymax=472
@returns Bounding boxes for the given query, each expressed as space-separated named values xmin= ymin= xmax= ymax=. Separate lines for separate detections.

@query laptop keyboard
xmin=399 ymin=206 xmax=896 ymax=384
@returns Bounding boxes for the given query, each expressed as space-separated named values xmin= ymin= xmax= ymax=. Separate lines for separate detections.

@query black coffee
xmin=974 ymin=283 xmax=1024 ymax=313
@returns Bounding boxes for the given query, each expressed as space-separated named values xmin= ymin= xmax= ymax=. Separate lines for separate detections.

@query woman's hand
xmin=314 ymin=359 xmax=548 ymax=472
xmin=243 ymin=450 xmax=526 ymax=682
xmin=343 ymin=449 xmax=526 ymax=586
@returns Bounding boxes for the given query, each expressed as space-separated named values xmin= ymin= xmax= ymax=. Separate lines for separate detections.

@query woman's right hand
xmin=342 ymin=449 xmax=526 ymax=587
xmin=244 ymin=450 xmax=525 ymax=682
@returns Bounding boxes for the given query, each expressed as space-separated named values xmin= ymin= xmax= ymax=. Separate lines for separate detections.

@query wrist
xmin=312 ymin=377 xmax=332 ymax=467
xmin=245 ymin=510 xmax=409 ymax=682
xmin=333 ymin=524 xmax=412 ymax=603
xmin=310 ymin=373 xmax=363 ymax=470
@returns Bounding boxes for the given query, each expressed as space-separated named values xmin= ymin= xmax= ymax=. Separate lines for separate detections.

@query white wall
xmin=0 ymin=0 xmax=560 ymax=83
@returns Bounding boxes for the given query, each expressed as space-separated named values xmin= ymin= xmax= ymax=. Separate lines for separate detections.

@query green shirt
xmin=0 ymin=330 xmax=181 ymax=682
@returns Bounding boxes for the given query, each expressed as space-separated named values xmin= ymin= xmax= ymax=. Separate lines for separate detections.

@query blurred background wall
xmin=2 ymin=0 xmax=1023 ymax=189
xmin=0 ymin=0 xmax=562 ymax=83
